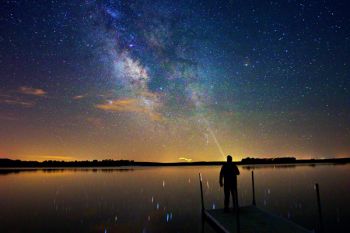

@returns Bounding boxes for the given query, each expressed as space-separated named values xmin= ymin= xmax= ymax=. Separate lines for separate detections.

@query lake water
xmin=0 ymin=164 xmax=349 ymax=233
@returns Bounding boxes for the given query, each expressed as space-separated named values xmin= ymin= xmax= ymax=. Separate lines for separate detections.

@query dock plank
xmin=204 ymin=205 xmax=312 ymax=233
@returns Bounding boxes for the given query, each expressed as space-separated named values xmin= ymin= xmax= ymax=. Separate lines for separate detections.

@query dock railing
xmin=199 ymin=173 xmax=205 ymax=213
xmin=314 ymin=183 xmax=324 ymax=233
xmin=251 ymin=171 xmax=256 ymax=206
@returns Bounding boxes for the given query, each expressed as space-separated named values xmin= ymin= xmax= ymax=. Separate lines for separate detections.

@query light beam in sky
xmin=201 ymin=117 xmax=226 ymax=159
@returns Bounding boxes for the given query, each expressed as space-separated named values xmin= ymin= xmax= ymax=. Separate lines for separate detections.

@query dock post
xmin=199 ymin=173 xmax=205 ymax=214
xmin=314 ymin=183 xmax=324 ymax=233
xmin=235 ymin=189 xmax=240 ymax=233
xmin=252 ymin=171 xmax=256 ymax=206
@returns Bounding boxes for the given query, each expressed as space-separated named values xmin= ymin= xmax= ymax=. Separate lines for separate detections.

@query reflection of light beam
xmin=201 ymin=117 xmax=225 ymax=158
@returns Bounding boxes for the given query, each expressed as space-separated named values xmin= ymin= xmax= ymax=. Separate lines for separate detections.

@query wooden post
xmin=252 ymin=170 xmax=256 ymax=206
xmin=314 ymin=183 xmax=323 ymax=233
xmin=235 ymin=189 xmax=240 ymax=233
xmin=199 ymin=173 xmax=205 ymax=213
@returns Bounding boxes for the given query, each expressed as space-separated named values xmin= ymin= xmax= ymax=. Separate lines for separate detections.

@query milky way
xmin=0 ymin=0 xmax=349 ymax=161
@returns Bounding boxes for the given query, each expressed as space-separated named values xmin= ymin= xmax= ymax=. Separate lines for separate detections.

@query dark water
xmin=0 ymin=164 xmax=349 ymax=233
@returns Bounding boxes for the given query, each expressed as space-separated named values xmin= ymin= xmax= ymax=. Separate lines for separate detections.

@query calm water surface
xmin=0 ymin=164 xmax=349 ymax=233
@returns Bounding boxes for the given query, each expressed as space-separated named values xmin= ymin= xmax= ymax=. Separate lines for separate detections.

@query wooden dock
xmin=203 ymin=206 xmax=312 ymax=233
xmin=199 ymin=172 xmax=314 ymax=233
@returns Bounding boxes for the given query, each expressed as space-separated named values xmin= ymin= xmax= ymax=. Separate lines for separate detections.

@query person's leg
xmin=224 ymin=185 xmax=230 ymax=212
xmin=231 ymin=187 xmax=236 ymax=211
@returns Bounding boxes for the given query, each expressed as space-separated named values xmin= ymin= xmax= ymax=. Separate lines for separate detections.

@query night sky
xmin=1 ymin=0 xmax=349 ymax=162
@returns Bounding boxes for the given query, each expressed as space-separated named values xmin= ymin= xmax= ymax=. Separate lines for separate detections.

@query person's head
xmin=227 ymin=155 xmax=232 ymax=162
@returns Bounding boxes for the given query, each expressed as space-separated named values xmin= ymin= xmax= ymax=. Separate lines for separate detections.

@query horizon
xmin=2 ymin=156 xmax=349 ymax=163
xmin=1 ymin=0 xmax=349 ymax=162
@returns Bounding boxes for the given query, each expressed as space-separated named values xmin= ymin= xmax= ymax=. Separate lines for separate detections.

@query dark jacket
xmin=220 ymin=162 xmax=240 ymax=187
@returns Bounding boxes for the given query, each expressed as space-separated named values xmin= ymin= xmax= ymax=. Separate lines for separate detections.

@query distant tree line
xmin=0 ymin=157 xmax=349 ymax=168
xmin=0 ymin=159 xmax=135 ymax=167
xmin=241 ymin=157 xmax=297 ymax=164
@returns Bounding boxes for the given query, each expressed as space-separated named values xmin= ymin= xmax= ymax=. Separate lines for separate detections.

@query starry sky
xmin=1 ymin=0 xmax=349 ymax=162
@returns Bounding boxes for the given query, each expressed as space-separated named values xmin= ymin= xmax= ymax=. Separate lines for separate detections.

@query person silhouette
xmin=219 ymin=155 xmax=240 ymax=212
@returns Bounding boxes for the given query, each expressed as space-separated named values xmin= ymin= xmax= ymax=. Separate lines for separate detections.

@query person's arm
xmin=235 ymin=164 xmax=240 ymax=175
xmin=219 ymin=166 xmax=224 ymax=187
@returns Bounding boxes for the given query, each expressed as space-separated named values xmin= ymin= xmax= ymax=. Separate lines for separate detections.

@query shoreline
xmin=0 ymin=157 xmax=349 ymax=168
